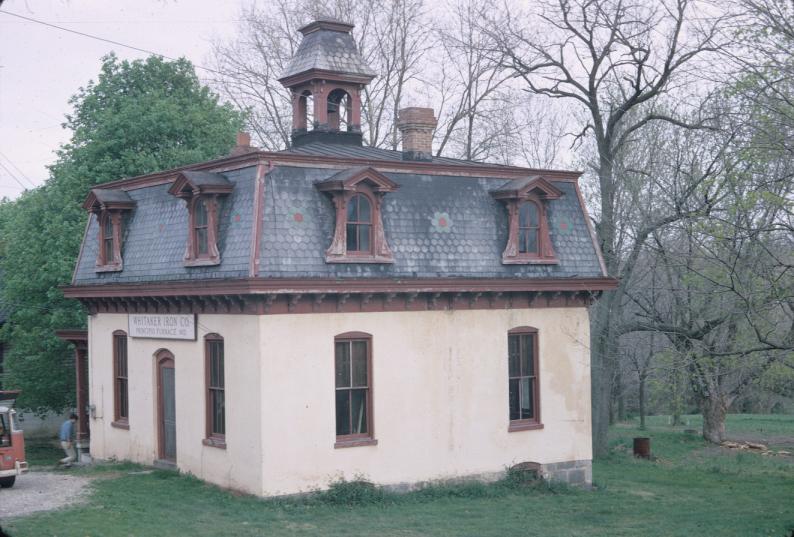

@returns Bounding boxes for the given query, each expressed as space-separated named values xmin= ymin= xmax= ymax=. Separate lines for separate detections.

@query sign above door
xmin=128 ymin=314 xmax=196 ymax=341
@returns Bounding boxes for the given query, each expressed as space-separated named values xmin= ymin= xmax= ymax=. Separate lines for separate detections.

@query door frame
xmin=155 ymin=349 xmax=176 ymax=462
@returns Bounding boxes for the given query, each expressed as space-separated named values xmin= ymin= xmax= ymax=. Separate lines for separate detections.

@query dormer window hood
xmin=279 ymin=19 xmax=376 ymax=148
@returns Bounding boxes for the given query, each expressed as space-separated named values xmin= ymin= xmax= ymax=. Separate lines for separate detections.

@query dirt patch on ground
xmin=725 ymin=433 xmax=794 ymax=449
xmin=0 ymin=471 xmax=93 ymax=520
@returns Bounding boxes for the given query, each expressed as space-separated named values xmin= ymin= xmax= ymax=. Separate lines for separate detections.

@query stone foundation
xmin=540 ymin=459 xmax=592 ymax=486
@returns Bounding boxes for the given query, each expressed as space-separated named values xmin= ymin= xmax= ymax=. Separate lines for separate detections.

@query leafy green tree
xmin=0 ymin=54 xmax=243 ymax=412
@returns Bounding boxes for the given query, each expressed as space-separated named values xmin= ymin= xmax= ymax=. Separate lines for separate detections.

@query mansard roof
xmin=279 ymin=19 xmax=376 ymax=83
xmin=68 ymin=141 xmax=610 ymax=290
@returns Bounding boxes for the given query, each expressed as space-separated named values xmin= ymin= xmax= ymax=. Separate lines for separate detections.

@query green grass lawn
xmin=4 ymin=414 xmax=794 ymax=537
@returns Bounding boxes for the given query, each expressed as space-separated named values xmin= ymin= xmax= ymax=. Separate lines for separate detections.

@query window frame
xmin=344 ymin=192 xmax=374 ymax=256
xmin=491 ymin=176 xmax=562 ymax=265
xmin=111 ymin=330 xmax=130 ymax=429
xmin=203 ymin=333 xmax=226 ymax=448
xmin=316 ymin=167 xmax=398 ymax=264
xmin=333 ymin=331 xmax=377 ymax=448
xmin=184 ymin=196 xmax=222 ymax=267
xmin=96 ymin=210 xmax=125 ymax=272
xmin=507 ymin=326 xmax=543 ymax=432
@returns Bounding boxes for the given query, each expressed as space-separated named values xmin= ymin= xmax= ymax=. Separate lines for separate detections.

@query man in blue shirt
xmin=58 ymin=413 xmax=78 ymax=467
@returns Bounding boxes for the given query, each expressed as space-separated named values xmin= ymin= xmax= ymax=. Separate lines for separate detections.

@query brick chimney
xmin=397 ymin=107 xmax=437 ymax=161
xmin=230 ymin=131 xmax=256 ymax=156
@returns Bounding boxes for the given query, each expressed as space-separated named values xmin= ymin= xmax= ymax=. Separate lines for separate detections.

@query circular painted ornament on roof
xmin=288 ymin=207 xmax=311 ymax=225
xmin=430 ymin=211 xmax=453 ymax=233
xmin=558 ymin=218 xmax=573 ymax=234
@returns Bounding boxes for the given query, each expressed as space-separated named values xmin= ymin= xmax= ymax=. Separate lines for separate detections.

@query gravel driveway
xmin=0 ymin=471 xmax=93 ymax=519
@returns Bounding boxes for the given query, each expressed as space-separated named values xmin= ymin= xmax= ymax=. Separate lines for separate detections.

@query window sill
xmin=502 ymin=257 xmax=559 ymax=265
xmin=325 ymin=255 xmax=394 ymax=264
xmin=202 ymin=437 xmax=227 ymax=449
xmin=111 ymin=420 xmax=130 ymax=430
xmin=184 ymin=257 xmax=220 ymax=267
xmin=95 ymin=264 xmax=123 ymax=273
xmin=334 ymin=438 xmax=378 ymax=449
xmin=508 ymin=422 xmax=544 ymax=432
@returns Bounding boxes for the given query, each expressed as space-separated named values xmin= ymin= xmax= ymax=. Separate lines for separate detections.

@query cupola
xmin=279 ymin=19 xmax=376 ymax=147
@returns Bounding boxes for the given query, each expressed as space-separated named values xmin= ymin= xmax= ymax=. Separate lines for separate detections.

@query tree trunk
xmin=701 ymin=394 xmax=728 ymax=444
xmin=590 ymin=290 xmax=618 ymax=458
xmin=638 ymin=374 xmax=646 ymax=430
xmin=616 ymin=370 xmax=626 ymax=422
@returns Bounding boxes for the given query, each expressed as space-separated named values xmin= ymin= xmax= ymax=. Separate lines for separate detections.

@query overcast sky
xmin=0 ymin=0 xmax=246 ymax=200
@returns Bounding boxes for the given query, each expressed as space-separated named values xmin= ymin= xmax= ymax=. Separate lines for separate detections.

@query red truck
xmin=0 ymin=391 xmax=28 ymax=488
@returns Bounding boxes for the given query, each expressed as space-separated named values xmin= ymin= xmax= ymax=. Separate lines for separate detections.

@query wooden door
xmin=157 ymin=353 xmax=176 ymax=462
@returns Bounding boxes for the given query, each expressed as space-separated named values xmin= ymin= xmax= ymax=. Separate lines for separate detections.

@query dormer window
xmin=194 ymin=198 xmax=210 ymax=256
xmin=346 ymin=193 xmax=372 ymax=253
xmin=518 ymin=201 xmax=540 ymax=255
xmin=491 ymin=176 xmax=563 ymax=265
xmin=316 ymin=167 xmax=398 ymax=263
xmin=168 ymin=171 xmax=233 ymax=267
xmin=83 ymin=188 xmax=136 ymax=272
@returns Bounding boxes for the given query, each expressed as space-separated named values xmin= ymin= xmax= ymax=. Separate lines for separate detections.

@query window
xmin=167 ymin=171 xmax=233 ymax=267
xmin=204 ymin=334 xmax=225 ymax=447
xmin=518 ymin=202 xmax=540 ymax=254
xmin=345 ymin=193 xmax=372 ymax=253
xmin=194 ymin=199 xmax=210 ymax=256
xmin=103 ymin=214 xmax=115 ymax=263
xmin=491 ymin=176 xmax=562 ymax=265
xmin=316 ymin=167 xmax=398 ymax=264
xmin=82 ymin=188 xmax=135 ymax=272
xmin=508 ymin=327 xmax=542 ymax=431
xmin=334 ymin=332 xmax=376 ymax=448
xmin=112 ymin=331 xmax=129 ymax=428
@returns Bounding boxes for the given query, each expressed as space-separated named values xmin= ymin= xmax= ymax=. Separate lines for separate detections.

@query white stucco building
xmin=63 ymin=19 xmax=616 ymax=496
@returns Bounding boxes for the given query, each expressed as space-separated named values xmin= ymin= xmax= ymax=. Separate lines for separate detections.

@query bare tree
xmin=485 ymin=0 xmax=730 ymax=456
xmin=211 ymin=0 xmax=429 ymax=150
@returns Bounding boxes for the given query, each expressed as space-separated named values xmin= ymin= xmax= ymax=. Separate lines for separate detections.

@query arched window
xmin=518 ymin=201 xmax=540 ymax=254
xmin=204 ymin=334 xmax=225 ymax=447
xmin=345 ymin=193 xmax=373 ymax=253
xmin=490 ymin=176 xmax=562 ymax=265
xmin=507 ymin=326 xmax=542 ymax=431
xmin=299 ymin=90 xmax=314 ymax=131
xmin=193 ymin=199 xmax=209 ymax=256
xmin=112 ymin=330 xmax=129 ymax=429
xmin=334 ymin=331 xmax=376 ymax=448
xmin=327 ymin=88 xmax=351 ymax=131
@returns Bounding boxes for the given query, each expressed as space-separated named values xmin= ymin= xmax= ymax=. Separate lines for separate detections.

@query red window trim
xmin=507 ymin=326 xmax=542 ymax=432
xmin=96 ymin=210 xmax=125 ymax=272
xmin=333 ymin=331 xmax=376 ymax=448
xmin=502 ymin=195 xmax=558 ymax=265
xmin=184 ymin=196 xmax=222 ymax=267
xmin=316 ymin=167 xmax=397 ymax=264
xmin=112 ymin=330 xmax=129 ymax=429
xmin=204 ymin=333 xmax=226 ymax=448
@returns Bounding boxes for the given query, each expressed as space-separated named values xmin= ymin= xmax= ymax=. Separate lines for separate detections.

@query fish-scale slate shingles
xmin=73 ymin=162 xmax=603 ymax=286
xmin=257 ymin=166 xmax=603 ymax=279
xmin=281 ymin=29 xmax=375 ymax=79
xmin=73 ymin=166 xmax=257 ymax=285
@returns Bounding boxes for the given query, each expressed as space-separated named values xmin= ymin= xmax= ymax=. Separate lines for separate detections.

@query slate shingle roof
xmin=71 ymin=153 xmax=605 ymax=285
xmin=73 ymin=166 xmax=254 ymax=285
xmin=280 ymin=20 xmax=375 ymax=81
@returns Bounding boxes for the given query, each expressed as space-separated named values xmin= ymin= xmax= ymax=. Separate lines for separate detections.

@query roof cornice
xmin=63 ymin=276 xmax=618 ymax=299
xmin=91 ymin=151 xmax=584 ymax=192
